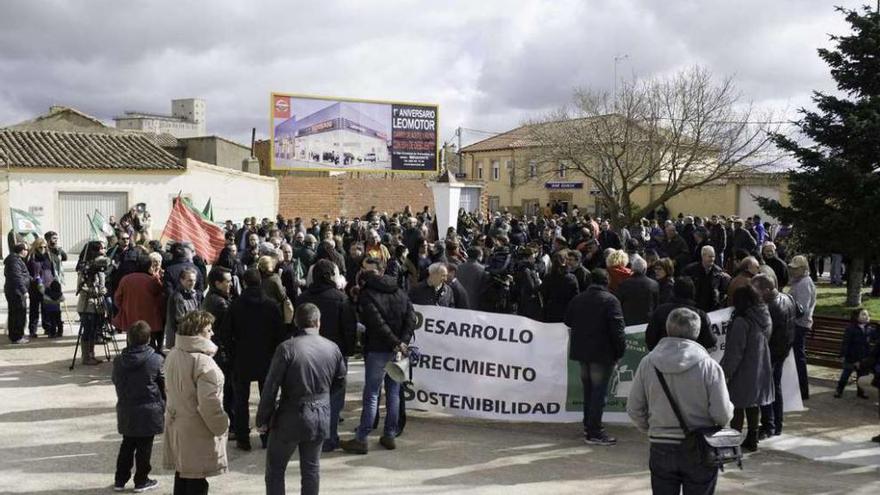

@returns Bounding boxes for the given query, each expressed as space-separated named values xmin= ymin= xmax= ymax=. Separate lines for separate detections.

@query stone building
xmin=460 ymin=121 xmax=789 ymax=220
xmin=114 ymin=98 xmax=206 ymax=138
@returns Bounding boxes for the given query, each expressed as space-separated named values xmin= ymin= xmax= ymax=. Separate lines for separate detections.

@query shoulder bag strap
xmin=654 ymin=367 xmax=691 ymax=434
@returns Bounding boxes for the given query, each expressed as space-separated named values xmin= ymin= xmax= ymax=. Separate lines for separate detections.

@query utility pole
xmin=456 ymin=126 xmax=463 ymax=176
xmin=613 ymin=54 xmax=629 ymax=107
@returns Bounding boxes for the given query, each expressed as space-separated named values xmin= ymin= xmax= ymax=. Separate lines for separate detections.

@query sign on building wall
xmin=545 ymin=181 xmax=584 ymax=189
xmin=270 ymin=93 xmax=439 ymax=173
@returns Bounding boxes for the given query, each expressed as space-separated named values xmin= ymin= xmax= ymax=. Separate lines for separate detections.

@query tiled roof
xmin=460 ymin=114 xmax=627 ymax=153
xmin=0 ymin=129 xmax=184 ymax=170
xmin=127 ymin=131 xmax=182 ymax=148
xmin=460 ymin=125 xmax=538 ymax=153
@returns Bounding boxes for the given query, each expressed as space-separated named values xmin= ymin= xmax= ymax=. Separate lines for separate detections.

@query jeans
xmin=649 ymin=442 xmax=718 ymax=495
xmin=579 ymin=361 xmax=613 ymax=436
xmin=793 ymin=326 xmax=810 ymax=400
xmin=79 ymin=312 xmax=100 ymax=342
xmin=760 ymin=361 xmax=785 ymax=435
xmin=233 ymin=378 xmax=264 ymax=440
xmin=5 ymin=291 xmax=27 ymax=342
xmin=27 ymin=287 xmax=42 ymax=335
xmin=42 ymin=309 xmax=63 ymax=337
xmin=730 ymin=406 xmax=760 ymax=437
xmin=830 ymin=254 xmax=843 ymax=284
xmin=836 ymin=363 xmax=869 ymax=394
xmin=265 ymin=435 xmax=322 ymax=495
xmin=327 ymin=357 xmax=348 ymax=446
xmin=356 ymin=352 xmax=399 ymax=440
xmin=114 ymin=435 xmax=154 ymax=487
xmin=174 ymin=472 xmax=208 ymax=495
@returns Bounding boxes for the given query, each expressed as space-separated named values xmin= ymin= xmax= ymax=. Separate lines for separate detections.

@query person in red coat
xmin=114 ymin=255 xmax=166 ymax=351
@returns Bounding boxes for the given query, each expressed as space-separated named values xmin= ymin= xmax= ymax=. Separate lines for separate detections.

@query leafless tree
xmin=522 ymin=66 xmax=782 ymax=226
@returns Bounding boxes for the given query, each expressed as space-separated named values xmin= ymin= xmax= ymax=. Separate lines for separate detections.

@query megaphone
xmin=384 ymin=352 xmax=410 ymax=383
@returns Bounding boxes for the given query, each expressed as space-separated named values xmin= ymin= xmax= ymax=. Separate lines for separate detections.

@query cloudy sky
xmin=0 ymin=0 xmax=864 ymax=145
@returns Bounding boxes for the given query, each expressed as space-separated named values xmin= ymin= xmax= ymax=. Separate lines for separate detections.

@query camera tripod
xmin=69 ymin=295 xmax=120 ymax=370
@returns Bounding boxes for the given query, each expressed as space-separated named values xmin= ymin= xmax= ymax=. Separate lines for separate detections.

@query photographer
xmin=77 ymin=240 xmax=111 ymax=365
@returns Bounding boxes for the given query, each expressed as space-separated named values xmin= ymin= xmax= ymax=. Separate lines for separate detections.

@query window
xmin=488 ymin=196 xmax=501 ymax=212
xmin=558 ymin=162 xmax=566 ymax=178
xmin=507 ymin=160 xmax=514 ymax=185
xmin=476 ymin=161 xmax=484 ymax=180
xmin=492 ymin=160 xmax=500 ymax=181
xmin=529 ymin=160 xmax=537 ymax=178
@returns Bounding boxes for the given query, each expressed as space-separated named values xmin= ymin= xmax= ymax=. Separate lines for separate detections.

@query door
xmin=59 ymin=191 xmax=129 ymax=253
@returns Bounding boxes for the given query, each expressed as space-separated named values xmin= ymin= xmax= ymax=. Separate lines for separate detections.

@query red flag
xmin=161 ymin=197 xmax=226 ymax=262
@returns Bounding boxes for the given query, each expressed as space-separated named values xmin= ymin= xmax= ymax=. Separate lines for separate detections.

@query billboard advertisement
xmin=270 ymin=93 xmax=439 ymax=173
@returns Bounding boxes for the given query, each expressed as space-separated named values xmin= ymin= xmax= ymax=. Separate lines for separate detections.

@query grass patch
xmin=812 ymin=283 xmax=880 ymax=318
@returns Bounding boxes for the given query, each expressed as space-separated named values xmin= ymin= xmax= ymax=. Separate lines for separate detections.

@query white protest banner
xmin=408 ymin=305 xmax=804 ymax=423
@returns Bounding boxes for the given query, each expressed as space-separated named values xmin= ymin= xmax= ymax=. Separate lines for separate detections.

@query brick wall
xmin=278 ymin=175 xmax=435 ymax=219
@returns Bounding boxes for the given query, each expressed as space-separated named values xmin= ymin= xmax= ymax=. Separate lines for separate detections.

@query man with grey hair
xmin=683 ymin=245 xmax=729 ymax=312
xmin=616 ymin=254 xmax=659 ymax=325
xmin=408 ymin=262 xmax=454 ymax=307
xmin=628 ymin=307 xmax=734 ymax=494
xmin=258 ymin=302 xmax=347 ymax=495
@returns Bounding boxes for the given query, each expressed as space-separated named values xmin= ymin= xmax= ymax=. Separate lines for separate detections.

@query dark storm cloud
xmin=0 ymin=0 xmax=863 ymax=143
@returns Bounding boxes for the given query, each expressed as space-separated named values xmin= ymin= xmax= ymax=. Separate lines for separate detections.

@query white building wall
xmin=4 ymin=160 xmax=277 ymax=246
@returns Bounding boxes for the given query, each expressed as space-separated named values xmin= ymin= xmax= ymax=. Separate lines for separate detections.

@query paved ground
xmin=0 ymin=333 xmax=878 ymax=495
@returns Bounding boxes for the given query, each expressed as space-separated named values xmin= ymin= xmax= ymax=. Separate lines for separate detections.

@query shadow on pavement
xmin=0 ymin=406 xmax=116 ymax=423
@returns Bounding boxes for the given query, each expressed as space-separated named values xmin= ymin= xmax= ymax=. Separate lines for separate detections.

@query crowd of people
xmin=3 ymin=204 xmax=879 ymax=494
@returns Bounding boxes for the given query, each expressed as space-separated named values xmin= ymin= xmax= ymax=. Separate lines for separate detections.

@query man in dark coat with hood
xmin=564 ymin=268 xmax=626 ymax=446
xmin=341 ymin=258 xmax=416 ymax=455
xmin=752 ymin=274 xmax=798 ymax=438
xmin=112 ymin=321 xmax=164 ymax=492
xmin=295 ymin=260 xmax=358 ymax=452
xmin=201 ymin=266 xmax=236 ymax=432
xmin=225 ymin=268 xmax=285 ymax=451
xmin=616 ymin=254 xmax=659 ymax=325
xmin=4 ymin=242 xmax=31 ymax=344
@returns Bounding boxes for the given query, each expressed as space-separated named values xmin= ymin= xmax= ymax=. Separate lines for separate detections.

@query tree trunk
xmin=845 ymin=257 xmax=865 ymax=307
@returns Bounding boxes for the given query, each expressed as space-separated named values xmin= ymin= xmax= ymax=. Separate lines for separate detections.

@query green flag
xmin=92 ymin=210 xmax=115 ymax=237
xmin=202 ymin=198 xmax=214 ymax=222
xmin=10 ymin=208 xmax=43 ymax=238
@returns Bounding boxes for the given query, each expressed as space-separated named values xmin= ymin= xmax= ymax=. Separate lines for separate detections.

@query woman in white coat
xmin=163 ymin=310 xmax=229 ymax=494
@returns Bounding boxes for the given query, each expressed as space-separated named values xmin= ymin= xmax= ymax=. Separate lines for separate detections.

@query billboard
xmin=270 ymin=93 xmax=439 ymax=173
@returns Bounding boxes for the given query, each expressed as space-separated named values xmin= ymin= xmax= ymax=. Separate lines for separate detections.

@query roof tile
xmin=0 ymin=129 xmax=184 ymax=170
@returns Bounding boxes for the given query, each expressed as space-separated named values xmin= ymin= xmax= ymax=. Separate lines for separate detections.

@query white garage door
xmin=738 ymin=185 xmax=779 ymax=222
xmin=59 ymin=191 xmax=129 ymax=253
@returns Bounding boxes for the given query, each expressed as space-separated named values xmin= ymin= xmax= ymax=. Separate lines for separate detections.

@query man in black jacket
xmin=662 ymin=225 xmax=690 ymax=275
xmin=752 ymin=274 xmax=798 ymax=438
xmin=645 ymin=277 xmax=717 ymax=351
xmin=564 ymin=268 xmax=626 ymax=446
xmin=226 ymin=269 xmax=285 ymax=451
xmin=201 ymin=266 xmax=235 ymax=433
xmin=341 ymin=258 xmax=415 ymax=455
xmin=4 ymin=243 xmax=31 ymax=344
xmin=409 ymin=263 xmax=455 ymax=307
xmin=455 ymin=247 xmax=486 ymax=309
xmin=616 ymin=254 xmax=659 ymax=325
xmin=257 ymin=303 xmax=347 ymax=495
xmin=683 ymin=246 xmax=729 ymax=312
xmin=296 ymin=260 xmax=358 ymax=452
xmin=761 ymin=242 xmax=790 ymax=290
xmin=445 ymin=263 xmax=471 ymax=309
